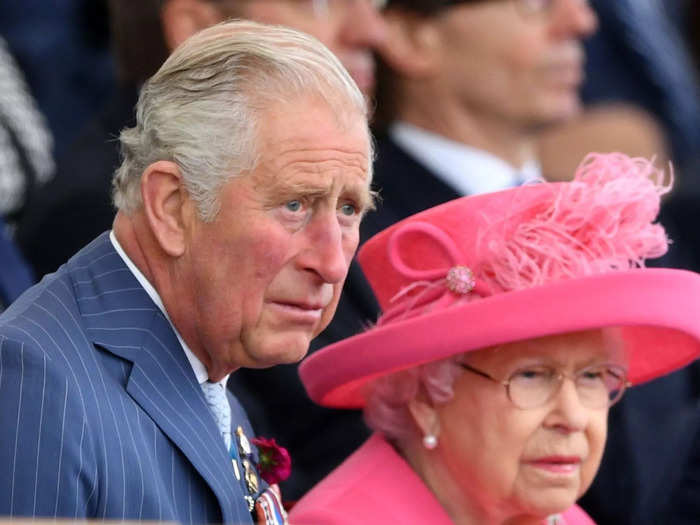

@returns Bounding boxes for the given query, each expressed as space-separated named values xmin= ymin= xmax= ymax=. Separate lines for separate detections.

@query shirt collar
xmin=390 ymin=121 xmax=542 ymax=196
xmin=109 ymin=230 xmax=227 ymax=387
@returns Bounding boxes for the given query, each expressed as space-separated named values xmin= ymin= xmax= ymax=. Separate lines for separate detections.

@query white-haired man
xmin=0 ymin=20 xmax=373 ymax=524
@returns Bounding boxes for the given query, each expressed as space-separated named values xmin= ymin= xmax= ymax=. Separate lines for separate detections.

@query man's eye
xmin=285 ymin=200 xmax=302 ymax=212
xmin=340 ymin=203 xmax=357 ymax=216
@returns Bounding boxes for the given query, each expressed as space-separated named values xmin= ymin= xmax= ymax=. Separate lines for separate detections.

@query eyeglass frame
xmin=404 ymin=0 xmax=574 ymax=18
xmin=211 ymin=0 xmax=387 ymax=20
xmin=459 ymin=361 xmax=631 ymax=410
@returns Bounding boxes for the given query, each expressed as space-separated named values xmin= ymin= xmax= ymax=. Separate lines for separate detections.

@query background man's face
xmin=429 ymin=0 xmax=597 ymax=129
xmin=217 ymin=0 xmax=386 ymax=94
xmin=181 ymin=95 xmax=372 ymax=371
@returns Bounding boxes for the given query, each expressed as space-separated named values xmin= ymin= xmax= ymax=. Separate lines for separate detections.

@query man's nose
xmin=550 ymin=0 xmax=599 ymax=39
xmin=298 ymin=211 xmax=350 ymax=284
xmin=340 ymin=0 xmax=387 ymax=47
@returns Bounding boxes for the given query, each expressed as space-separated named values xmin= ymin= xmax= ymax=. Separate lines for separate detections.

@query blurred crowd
xmin=1 ymin=0 xmax=699 ymax=523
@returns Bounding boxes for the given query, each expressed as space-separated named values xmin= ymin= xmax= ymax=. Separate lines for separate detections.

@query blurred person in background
xmin=537 ymin=0 xmax=700 ymax=281
xmin=0 ymin=0 xmax=113 ymax=157
xmin=0 ymin=36 xmax=54 ymax=229
xmin=0 ymin=36 xmax=47 ymax=311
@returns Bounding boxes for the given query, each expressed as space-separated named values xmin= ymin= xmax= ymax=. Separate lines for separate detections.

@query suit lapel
xmin=70 ymin=233 xmax=247 ymax=523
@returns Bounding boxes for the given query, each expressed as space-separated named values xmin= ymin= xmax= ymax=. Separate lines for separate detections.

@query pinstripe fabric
xmin=0 ymin=232 xmax=255 ymax=523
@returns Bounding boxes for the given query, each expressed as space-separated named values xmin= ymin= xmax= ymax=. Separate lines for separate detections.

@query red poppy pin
xmin=252 ymin=437 xmax=292 ymax=485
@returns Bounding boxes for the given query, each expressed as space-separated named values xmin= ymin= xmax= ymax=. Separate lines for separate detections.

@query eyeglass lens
xmin=507 ymin=364 xmax=627 ymax=409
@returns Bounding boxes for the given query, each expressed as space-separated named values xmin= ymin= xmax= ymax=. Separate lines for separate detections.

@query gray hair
xmin=113 ymin=19 xmax=369 ymax=220
xmin=364 ymin=356 xmax=462 ymax=441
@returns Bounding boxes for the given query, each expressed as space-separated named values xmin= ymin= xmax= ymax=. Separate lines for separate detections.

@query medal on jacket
xmin=234 ymin=426 xmax=259 ymax=510
xmin=253 ymin=484 xmax=289 ymax=525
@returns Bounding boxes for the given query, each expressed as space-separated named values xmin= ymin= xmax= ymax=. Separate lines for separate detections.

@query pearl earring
xmin=423 ymin=434 xmax=438 ymax=450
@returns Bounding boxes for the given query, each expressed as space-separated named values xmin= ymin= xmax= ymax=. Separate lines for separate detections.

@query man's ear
xmin=379 ymin=10 xmax=442 ymax=78
xmin=407 ymin=393 xmax=441 ymax=440
xmin=140 ymin=161 xmax=191 ymax=257
xmin=161 ymin=0 xmax=225 ymax=50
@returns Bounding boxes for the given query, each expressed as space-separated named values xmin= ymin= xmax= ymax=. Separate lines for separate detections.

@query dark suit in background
xmin=0 ymin=217 xmax=34 ymax=312
xmin=17 ymin=88 xmax=137 ymax=279
xmin=0 ymin=233 xmax=257 ymax=523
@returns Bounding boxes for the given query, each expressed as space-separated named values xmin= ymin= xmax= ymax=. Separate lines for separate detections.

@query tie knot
xmin=201 ymin=381 xmax=232 ymax=449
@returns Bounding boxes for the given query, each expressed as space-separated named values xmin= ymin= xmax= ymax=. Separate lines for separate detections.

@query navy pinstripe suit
xmin=0 ymin=232 xmax=256 ymax=523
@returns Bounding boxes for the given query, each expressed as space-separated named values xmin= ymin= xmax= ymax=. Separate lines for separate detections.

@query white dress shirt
xmin=390 ymin=121 xmax=542 ymax=196
xmin=110 ymin=231 xmax=228 ymax=388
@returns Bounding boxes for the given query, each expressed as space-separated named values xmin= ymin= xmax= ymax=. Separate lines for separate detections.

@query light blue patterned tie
xmin=201 ymin=381 xmax=232 ymax=450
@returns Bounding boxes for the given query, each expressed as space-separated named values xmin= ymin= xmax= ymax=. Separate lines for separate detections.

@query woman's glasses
xmin=460 ymin=362 xmax=630 ymax=409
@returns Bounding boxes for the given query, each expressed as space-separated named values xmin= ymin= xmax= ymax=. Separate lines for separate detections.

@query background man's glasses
xmin=438 ymin=0 xmax=587 ymax=17
xmin=460 ymin=362 xmax=630 ymax=409
xmin=218 ymin=0 xmax=386 ymax=19
xmin=309 ymin=0 xmax=387 ymax=18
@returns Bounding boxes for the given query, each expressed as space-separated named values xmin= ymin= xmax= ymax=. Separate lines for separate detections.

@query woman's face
xmin=433 ymin=330 xmax=623 ymax=520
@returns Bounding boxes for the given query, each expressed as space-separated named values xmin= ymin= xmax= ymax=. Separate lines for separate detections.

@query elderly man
xmin=0 ymin=20 xmax=372 ymax=523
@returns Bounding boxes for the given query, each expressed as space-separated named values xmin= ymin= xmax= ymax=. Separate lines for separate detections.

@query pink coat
xmin=290 ymin=434 xmax=596 ymax=525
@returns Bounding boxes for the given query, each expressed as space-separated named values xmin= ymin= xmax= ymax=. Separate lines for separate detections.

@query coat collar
xmin=69 ymin=233 xmax=248 ymax=523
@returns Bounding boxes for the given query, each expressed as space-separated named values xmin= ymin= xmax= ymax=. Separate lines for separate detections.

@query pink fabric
xmin=300 ymin=154 xmax=700 ymax=409
xmin=561 ymin=504 xmax=597 ymax=525
xmin=289 ymin=434 xmax=595 ymax=524
xmin=302 ymin=269 xmax=700 ymax=408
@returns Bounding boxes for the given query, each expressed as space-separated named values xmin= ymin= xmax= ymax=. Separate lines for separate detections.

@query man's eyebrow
xmin=255 ymin=173 xmax=327 ymax=195
xmin=350 ymin=186 xmax=376 ymax=214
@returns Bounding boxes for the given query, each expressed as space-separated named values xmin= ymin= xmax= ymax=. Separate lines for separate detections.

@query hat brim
xmin=300 ymin=269 xmax=700 ymax=408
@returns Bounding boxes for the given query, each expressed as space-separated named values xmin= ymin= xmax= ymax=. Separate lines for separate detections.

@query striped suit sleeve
xmin=0 ymin=336 xmax=97 ymax=519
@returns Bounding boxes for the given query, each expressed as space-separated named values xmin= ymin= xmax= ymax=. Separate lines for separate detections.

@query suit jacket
xmin=0 ymin=232 xmax=257 ymax=523
xmin=228 ymin=134 xmax=461 ymax=499
xmin=290 ymin=433 xmax=595 ymax=524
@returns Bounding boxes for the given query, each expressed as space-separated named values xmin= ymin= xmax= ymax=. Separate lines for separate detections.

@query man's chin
xmin=244 ymin=337 xmax=312 ymax=369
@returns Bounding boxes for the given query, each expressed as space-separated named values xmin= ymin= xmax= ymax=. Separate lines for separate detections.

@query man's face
xmin=218 ymin=0 xmax=386 ymax=95
xmin=180 ymin=95 xmax=372 ymax=372
xmin=427 ymin=0 xmax=597 ymax=128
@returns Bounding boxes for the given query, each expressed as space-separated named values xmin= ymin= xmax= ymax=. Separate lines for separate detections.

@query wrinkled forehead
xmin=252 ymin=90 xmax=372 ymax=162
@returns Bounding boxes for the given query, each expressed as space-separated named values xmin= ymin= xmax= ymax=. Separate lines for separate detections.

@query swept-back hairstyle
xmin=113 ymin=19 xmax=369 ymax=221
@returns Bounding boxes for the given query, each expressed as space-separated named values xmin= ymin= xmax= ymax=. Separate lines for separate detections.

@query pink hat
xmin=300 ymin=153 xmax=700 ymax=408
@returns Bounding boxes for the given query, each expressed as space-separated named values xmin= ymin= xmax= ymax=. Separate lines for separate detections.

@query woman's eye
xmin=579 ymin=369 xmax=605 ymax=385
xmin=285 ymin=200 xmax=302 ymax=212
xmin=512 ymin=368 xmax=551 ymax=383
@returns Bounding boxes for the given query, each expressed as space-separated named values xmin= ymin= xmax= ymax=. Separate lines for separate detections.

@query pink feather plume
xmin=477 ymin=153 xmax=672 ymax=293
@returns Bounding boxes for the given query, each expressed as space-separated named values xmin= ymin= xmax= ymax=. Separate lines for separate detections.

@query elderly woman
xmin=289 ymin=153 xmax=700 ymax=524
